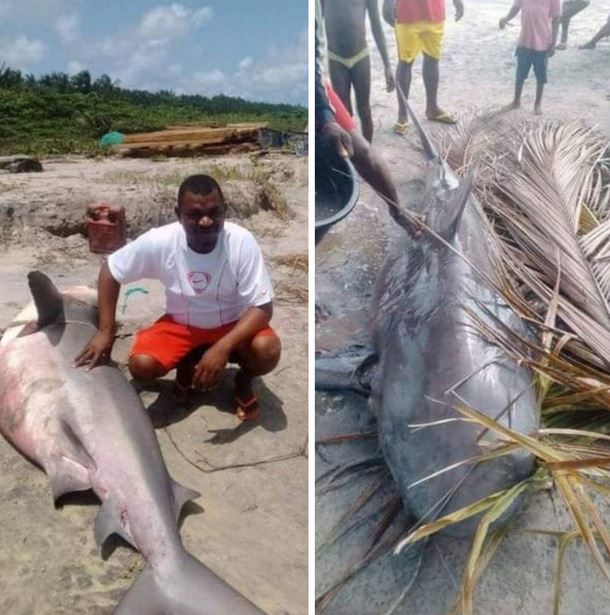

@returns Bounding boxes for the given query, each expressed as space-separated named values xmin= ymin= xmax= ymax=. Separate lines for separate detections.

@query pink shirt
xmin=516 ymin=0 xmax=561 ymax=51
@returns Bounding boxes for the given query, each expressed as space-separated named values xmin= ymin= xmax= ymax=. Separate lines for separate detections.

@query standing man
xmin=383 ymin=0 xmax=464 ymax=134
xmin=75 ymin=174 xmax=281 ymax=421
xmin=557 ymin=0 xmax=590 ymax=50
xmin=321 ymin=0 xmax=395 ymax=143
xmin=499 ymin=0 xmax=561 ymax=116
xmin=316 ymin=0 xmax=417 ymax=235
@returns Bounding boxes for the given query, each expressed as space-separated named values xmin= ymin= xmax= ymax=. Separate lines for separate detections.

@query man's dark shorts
xmin=516 ymin=47 xmax=548 ymax=84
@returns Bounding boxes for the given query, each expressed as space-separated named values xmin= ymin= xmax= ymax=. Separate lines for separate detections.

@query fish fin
xmin=315 ymin=351 xmax=377 ymax=394
xmin=171 ymin=479 xmax=200 ymax=522
xmin=15 ymin=321 xmax=40 ymax=338
xmin=94 ymin=500 xmax=134 ymax=549
xmin=46 ymin=421 xmax=96 ymax=503
xmin=114 ymin=556 xmax=264 ymax=615
xmin=438 ymin=173 xmax=474 ymax=241
xmin=27 ymin=271 xmax=64 ymax=328
xmin=47 ymin=460 xmax=92 ymax=503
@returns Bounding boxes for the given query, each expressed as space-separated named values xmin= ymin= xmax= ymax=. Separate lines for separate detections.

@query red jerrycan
xmin=86 ymin=203 xmax=127 ymax=254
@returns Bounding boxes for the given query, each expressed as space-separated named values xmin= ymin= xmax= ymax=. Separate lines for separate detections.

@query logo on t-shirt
xmin=187 ymin=271 xmax=212 ymax=294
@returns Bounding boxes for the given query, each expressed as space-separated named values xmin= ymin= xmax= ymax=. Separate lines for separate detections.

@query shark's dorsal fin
xmin=439 ymin=174 xmax=474 ymax=241
xmin=27 ymin=271 xmax=64 ymax=328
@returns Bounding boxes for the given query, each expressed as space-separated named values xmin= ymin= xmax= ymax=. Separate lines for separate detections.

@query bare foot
xmin=579 ymin=42 xmax=596 ymax=50
xmin=534 ymin=105 xmax=543 ymax=116
xmin=556 ymin=42 xmax=567 ymax=50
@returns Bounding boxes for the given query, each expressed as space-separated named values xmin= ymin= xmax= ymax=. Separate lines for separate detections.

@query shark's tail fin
xmin=113 ymin=552 xmax=266 ymax=615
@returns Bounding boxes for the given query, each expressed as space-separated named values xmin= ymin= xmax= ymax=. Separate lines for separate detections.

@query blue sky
xmin=0 ymin=0 xmax=307 ymax=105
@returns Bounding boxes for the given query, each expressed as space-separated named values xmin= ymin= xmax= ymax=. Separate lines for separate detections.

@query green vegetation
xmin=0 ymin=65 xmax=307 ymax=156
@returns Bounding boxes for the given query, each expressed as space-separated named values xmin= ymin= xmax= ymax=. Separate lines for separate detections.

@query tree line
xmin=0 ymin=63 xmax=306 ymax=154
xmin=0 ymin=63 xmax=302 ymax=116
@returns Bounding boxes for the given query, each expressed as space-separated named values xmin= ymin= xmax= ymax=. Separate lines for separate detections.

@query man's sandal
xmin=393 ymin=121 xmax=410 ymax=135
xmin=426 ymin=111 xmax=457 ymax=125
xmin=235 ymin=395 xmax=260 ymax=421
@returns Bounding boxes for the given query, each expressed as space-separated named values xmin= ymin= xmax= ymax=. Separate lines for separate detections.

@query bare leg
xmin=512 ymin=78 xmax=525 ymax=109
xmin=559 ymin=0 xmax=591 ymax=48
xmin=328 ymin=60 xmax=354 ymax=116
xmin=233 ymin=335 xmax=281 ymax=419
xmin=422 ymin=54 xmax=440 ymax=116
xmin=129 ymin=354 xmax=168 ymax=383
xmin=395 ymin=60 xmax=413 ymax=124
xmin=350 ymin=130 xmax=415 ymax=234
xmin=351 ymin=56 xmax=373 ymax=142
xmin=534 ymin=81 xmax=544 ymax=115
xmin=558 ymin=17 xmax=570 ymax=48
xmin=580 ymin=22 xmax=610 ymax=49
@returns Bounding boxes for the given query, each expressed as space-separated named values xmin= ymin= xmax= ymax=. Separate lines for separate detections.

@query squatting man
xmin=75 ymin=174 xmax=281 ymax=421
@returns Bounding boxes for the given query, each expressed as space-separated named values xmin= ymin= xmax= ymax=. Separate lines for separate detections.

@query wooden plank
xmin=119 ymin=141 xmax=259 ymax=158
xmin=122 ymin=124 xmax=265 ymax=145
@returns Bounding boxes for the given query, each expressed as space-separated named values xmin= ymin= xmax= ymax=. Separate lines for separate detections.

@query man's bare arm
xmin=74 ymin=261 xmax=120 ymax=369
xmin=367 ymin=0 xmax=395 ymax=91
xmin=382 ymin=0 xmax=395 ymax=27
xmin=499 ymin=4 xmax=520 ymax=28
xmin=192 ymin=303 xmax=273 ymax=389
xmin=549 ymin=16 xmax=560 ymax=55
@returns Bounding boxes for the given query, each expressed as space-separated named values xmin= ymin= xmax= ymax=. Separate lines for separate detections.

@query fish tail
xmin=113 ymin=553 xmax=265 ymax=615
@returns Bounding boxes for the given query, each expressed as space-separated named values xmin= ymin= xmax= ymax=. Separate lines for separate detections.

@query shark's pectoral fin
xmin=315 ymin=350 xmax=377 ymax=394
xmin=94 ymin=500 xmax=135 ymax=549
xmin=171 ymin=479 xmax=200 ymax=522
xmin=45 ymin=419 xmax=97 ymax=504
xmin=46 ymin=456 xmax=92 ymax=504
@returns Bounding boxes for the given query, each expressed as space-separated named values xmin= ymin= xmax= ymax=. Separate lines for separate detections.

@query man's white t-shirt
xmin=108 ymin=221 xmax=273 ymax=329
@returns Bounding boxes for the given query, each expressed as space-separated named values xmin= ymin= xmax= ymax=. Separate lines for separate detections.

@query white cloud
xmin=55 ymin=14 xmax=79 ymax=44
xmin=233 ymin=29 xmax=308 ymax=104
xmin=116 ymin=44 xmax=169 ymax=86
xmin=0 ymin=36 xmax=46 ymax=70
xmin=67 ymin=60 xmax=84 ymax=75
xmin=138 ymin=3 xmax=212 ymax=41
xmin=239 ymin=56 xmax=253 ymax=72
xmin=195 ymin=69 xmax=225 ymax=83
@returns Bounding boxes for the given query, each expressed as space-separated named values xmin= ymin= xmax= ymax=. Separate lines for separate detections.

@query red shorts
xmin=324 ymin=82 xmax=356 ymax=132
xmin=131 ymin=315 xmax=278 ymax=371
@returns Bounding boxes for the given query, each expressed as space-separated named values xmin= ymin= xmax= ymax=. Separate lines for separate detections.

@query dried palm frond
xmin=390 ymin=119 xmax=610 ymax=615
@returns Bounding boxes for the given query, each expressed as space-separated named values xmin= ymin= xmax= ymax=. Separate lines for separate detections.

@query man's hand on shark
xmin=74 ymin=330 xmax=114 ymax=369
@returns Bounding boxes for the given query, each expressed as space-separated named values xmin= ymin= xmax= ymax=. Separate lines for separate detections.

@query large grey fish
xmin=0 ymin=272 xmax=264 ymax=614
xmin=317 ymin=110 xmax=538 ymax=536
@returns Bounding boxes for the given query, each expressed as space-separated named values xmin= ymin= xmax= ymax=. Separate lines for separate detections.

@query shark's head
xmin=422 ymin=163 xmax=474 ymax=244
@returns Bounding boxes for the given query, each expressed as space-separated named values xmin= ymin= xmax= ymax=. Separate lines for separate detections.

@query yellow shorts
xmin=395 ymin=21 xmax=445 ymax=63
